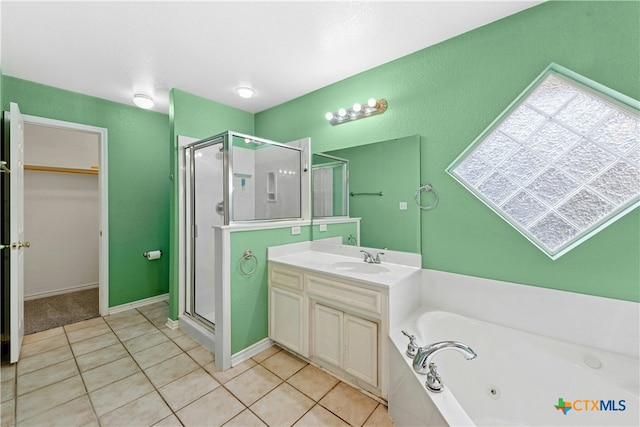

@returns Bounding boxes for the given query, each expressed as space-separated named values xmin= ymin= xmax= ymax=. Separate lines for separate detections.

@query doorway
xmin=21 ymin=115 xmax=109 ymax=333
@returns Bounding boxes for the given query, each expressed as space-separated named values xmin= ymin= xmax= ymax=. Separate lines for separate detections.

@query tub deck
xmin=390 ymin=310 xmax=639 ymax=426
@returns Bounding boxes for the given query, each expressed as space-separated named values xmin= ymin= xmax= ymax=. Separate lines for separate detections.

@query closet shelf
xmin=25 ymin=165 xmax=99 ymax=175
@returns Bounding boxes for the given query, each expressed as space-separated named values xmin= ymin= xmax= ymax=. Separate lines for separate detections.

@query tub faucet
xmin=360 ymin=249 xmax=384 ymax=264
xmin=412 ymin=341 xmax=477 ymax=392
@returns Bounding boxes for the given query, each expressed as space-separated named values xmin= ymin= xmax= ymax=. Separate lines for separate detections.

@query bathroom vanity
xmin=267 ymin=242 xmax=421 ymax=399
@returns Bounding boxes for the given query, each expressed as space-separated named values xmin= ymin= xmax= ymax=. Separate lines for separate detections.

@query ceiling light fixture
xmin=235 ymin=86 xmax=256 ymax=99
xmin=325 ymin=98 xmax=387 ymax=125
xmin=133 ymin=94 xmax=154 ymax=109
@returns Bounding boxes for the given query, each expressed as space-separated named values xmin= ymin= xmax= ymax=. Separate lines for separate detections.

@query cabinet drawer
xmin=306 ymin=275 xmax=381 ymax=315
xmin=270 ymin=265 xmax=304 ymax=290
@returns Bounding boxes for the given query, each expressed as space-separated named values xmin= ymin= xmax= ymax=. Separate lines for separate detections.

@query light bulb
xmin=235 ymin=86 xmax=255 ymax=99
xmin=353 ymin=103 xmax=362 ymax=112
xmin=367 ymin=98 xmax=377 ymax=108
xmin=338 ymin=108 xmax=347 ymax=117
xmin=325 ymin=112 xmax=334 ymax=121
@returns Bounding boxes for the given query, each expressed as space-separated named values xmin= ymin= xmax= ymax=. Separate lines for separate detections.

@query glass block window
xmin=447 ymin=64 xmax=640 ymax=259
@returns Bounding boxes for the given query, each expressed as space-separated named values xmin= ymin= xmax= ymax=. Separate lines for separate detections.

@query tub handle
xmin=426 ymin=362 xmax=444 ymax=393
xmin=401 ymin=330 xmax=419 ymax=358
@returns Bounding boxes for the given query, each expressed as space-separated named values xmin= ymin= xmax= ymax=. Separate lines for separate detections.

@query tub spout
xmin=412 ymin=341 xmax=477 ymax=392
xmin=413 ymin=341 xmax=476 ymax=374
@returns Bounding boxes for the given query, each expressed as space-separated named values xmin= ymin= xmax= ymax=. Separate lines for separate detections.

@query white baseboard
xmin=108 ymin=293 xmax=169 ymax=315
xmin=231 ymin=338 xmax=274 ymax=366
xmin=24 ymin=283 xmax=99 ymax=301
xmin=165 ymin=318 xmax=180 ymax=330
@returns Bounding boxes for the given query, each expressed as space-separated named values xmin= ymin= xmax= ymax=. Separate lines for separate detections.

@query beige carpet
xmin=24 ymin=288 xmax=100 ymax=335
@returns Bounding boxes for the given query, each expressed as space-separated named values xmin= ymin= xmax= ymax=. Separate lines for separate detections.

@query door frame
xmin=22 ymin=114 xmax=109 ymax=315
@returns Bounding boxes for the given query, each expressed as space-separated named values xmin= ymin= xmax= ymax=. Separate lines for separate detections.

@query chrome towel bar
xmin=350 ymin=191 xmax=383 ymax=197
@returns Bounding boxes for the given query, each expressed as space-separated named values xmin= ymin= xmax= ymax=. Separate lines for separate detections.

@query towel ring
xmin=240 ymin=250 xmax=258 ymax=275
xmin=414 ymin=183 xmax=439 ymax=210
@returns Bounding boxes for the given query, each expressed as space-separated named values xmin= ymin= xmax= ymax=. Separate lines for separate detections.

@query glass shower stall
xmin=181 ymin=131 xmax=303 ymax=341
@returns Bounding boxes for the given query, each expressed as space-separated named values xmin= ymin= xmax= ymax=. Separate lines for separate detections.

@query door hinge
xmin=0 ymin=161 xmax=10 ymax=173
xmin=1 ymin=241 xmax=30 ymax=250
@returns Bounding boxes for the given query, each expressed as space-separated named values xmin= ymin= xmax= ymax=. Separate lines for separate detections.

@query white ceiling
xmin=1 ymin=1 xmax=543 ymax=114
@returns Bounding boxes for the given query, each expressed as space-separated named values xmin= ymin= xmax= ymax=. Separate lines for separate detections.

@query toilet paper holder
xmin=143 ymin=250 xmax=162 ymax=259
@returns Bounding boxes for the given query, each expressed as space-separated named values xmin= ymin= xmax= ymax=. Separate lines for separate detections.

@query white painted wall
xmin=23 ymin=124 xmax=99 ymax=299
xmin=24 ymin=171 xmax=99 ymax=298
xmin=25 ymin=124 xmax=99 ymax=170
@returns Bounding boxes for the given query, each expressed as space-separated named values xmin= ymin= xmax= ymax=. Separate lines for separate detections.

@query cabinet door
xmin=344 ymin=314 xmax=378 ymax=386
xmin=270 ymin=287 xmax=304 ymax=354
xmin=313 ymin=303 xmax=343 ymax=368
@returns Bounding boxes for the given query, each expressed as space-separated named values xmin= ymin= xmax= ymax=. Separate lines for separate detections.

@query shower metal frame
xmin=181 ymin=131 xmax=305 ymax=357
xmin=311 ymin=152 xmax=350 ymax=218
xmin=185 ymin=136 xmax=225 ymax=330
xmin=225 ymin=131 xmax=304 ymax=224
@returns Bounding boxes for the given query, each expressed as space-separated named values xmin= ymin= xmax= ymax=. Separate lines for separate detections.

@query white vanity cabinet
xmin=268 ymin=262 xmax=388 ymax=398
xmin=313 ymin=303 xmax=378 ymax=386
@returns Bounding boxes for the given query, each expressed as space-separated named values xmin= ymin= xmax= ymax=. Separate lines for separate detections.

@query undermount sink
xmin=332 ymin=261 xmax=390 ymax=274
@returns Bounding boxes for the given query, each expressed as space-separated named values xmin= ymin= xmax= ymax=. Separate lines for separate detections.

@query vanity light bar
xmin=325 ymin=98 xmax=388 ymax=125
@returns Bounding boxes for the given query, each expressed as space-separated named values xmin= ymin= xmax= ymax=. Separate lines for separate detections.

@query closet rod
xmin=25 ymin=165 xmax=98 ymax=175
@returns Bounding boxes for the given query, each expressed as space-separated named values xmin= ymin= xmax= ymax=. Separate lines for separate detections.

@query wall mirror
xmin=311 ymin=135 xmax=421 ymax=253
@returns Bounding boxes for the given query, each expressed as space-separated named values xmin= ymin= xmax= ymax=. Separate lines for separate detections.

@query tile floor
xmin=1 ymin=301 xmax=394 ymax=427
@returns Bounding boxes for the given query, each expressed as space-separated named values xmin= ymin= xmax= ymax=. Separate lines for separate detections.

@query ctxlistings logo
xmin=555 ymin=398 xmax=572 ymax=415
xmin=555 ymin=397 xmax=626 ymax=415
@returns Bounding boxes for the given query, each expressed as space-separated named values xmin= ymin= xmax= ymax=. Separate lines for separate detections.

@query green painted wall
xmin=2 ymin=76 xmax=170 ymax=307
xmin=170 ymin=89 xmax=254 ymax=140
xmin=311 ymin=222 xmax=358 ymax=245
xmin=326 ymin=136 xmax=421 ymax=253
xmin=255 ymin=1 xmax=640 ymax=302
xmin=229 ymin=226 xmax=311 ymax=353
xmin=168 ymin=88 xmax=254 ymax=319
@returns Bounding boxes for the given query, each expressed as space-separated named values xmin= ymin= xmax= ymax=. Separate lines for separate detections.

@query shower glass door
xmin=188 ymin=140 xmax=224 ymax=327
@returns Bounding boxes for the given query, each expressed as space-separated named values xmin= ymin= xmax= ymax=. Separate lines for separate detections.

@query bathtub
xmin=389 ymin=310 xmax=639 ymax=426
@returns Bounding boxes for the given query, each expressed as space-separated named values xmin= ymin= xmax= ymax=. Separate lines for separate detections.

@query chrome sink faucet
xmin=412 ymin=341 xmax=477 ymax=392
xmin=360 ymin=249 xmax=384 ymax=264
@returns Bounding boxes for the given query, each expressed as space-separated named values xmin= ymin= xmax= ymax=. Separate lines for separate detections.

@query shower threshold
xmin=179 ymin=314 xmax=216 ymax=355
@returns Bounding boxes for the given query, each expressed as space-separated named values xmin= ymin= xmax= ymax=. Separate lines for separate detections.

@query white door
xmin=344 ymin=314 xmax=378 ymax=386
xmin=9 ymin=102 xmax=27 ymax=363
xmin=269 ymin=286 xmax=305 ymax=355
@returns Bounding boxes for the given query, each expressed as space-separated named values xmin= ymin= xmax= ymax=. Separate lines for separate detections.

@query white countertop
xmin=268 ymin=242 xmax=421 ymax=288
